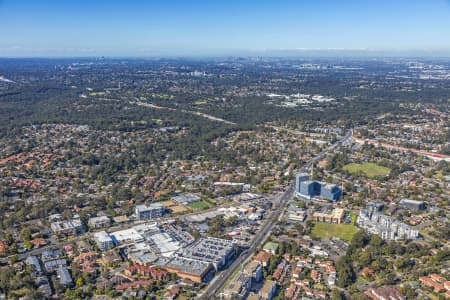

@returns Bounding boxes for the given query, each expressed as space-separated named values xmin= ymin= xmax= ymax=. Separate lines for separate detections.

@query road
xmin=134 ymin=100 xmax=237 ymax=125
xmin=200 ymin=129 xmax=353 ymax=299
xmin=0 ymin=236 xmax=77 ymax=264
xmin=200 ymin=186 xmax=294 ymax=299
xmin=3 ymin=129 xmax=352 ymax=289
xmin=2 ymin=130 xmax=352 ymax=267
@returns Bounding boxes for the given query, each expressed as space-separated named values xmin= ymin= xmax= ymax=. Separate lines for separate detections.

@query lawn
xmin=310 ymin=222 xmax=360 ymax=242
xmin=342 ymin=162 xmax=391 ymax=178
xmin=194 ymin=100 xmax=208 ymax=105
xmin=188 ymin=200 xmax=213 ymax=210
xmin=435 ymin=170 xmax=445 ymax=181
xmin=349 ymin=213 xmax=357 ymax=225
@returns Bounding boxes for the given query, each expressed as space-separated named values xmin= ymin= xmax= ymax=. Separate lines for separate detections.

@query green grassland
xmin=147 ymin=93 xmax=175 ymax=99
xmin=342 ymin=162 xmax=391 ymax=178
xmin=194 ymin=100 xmax=208 ymax=105
xmin=188 ymin=200 xmax=213 ymax=210
xmin=311 ymin=222 xmax=360 ymax=242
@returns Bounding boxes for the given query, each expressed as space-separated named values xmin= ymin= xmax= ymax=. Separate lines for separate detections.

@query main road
xmin=200 ymin=129 xmax=353 ymax=299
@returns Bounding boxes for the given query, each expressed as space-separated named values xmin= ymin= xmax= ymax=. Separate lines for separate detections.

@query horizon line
xmin=1 ymin=48 xmax=450 ymax=59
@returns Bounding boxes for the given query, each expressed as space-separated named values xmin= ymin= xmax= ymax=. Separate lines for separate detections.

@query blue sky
xmin=1 ymin=0 xmax=450 ymax=56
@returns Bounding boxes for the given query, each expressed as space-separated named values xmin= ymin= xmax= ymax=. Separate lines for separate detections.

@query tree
xmin=401 ymin=285 xmax=416 ymax=299
xmin=82 ymin=272 xmax=92 ymax=285
xmin=336 ymin=256 xmax=355 ymax=288
xmin=64 ymin=288 xmax=83 ymax=299
xmin=20 ymin=227 xmax=31 ymax=241
xmin=369 ymin=235 xmax=383 ymax=249
xmin=331 ymin=289 xmax=345 ymax=300
xmin=382 ymin=272 xmax=396 ymax=285
xmin=294 ymin=223 xmax=304 ymax=235
xmin=433 ymin=249 xmax=450 ymax=264
xmin=358 ymin=251 xmax=372 ymax=267
xmin=395 ymin=257 xmax=414 ymax=271
xmin=23 ymin=239 xmax=32 ymax=250
xmin=268 ymin=255 xmax=280 ymax=275
xmin=76 ymin=276 xmax=84 ymax=287
xmin=348 ymin=230 xmax=369 ymax=254
xmin=348 ymin=292 xmax=370 ymax=300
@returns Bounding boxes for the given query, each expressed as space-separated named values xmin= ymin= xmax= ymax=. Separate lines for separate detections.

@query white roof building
xmin=110 ymin=228 xmax=144 ymax=245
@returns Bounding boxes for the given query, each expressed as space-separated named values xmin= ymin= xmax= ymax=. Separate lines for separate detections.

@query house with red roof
xmin=124 ymin=264 xmax=168 ymax=281
xmin=30 ymin=238 xmax=47 ymax=248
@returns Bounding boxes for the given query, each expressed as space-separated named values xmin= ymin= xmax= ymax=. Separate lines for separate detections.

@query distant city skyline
xmin=1 ymin=0 xmax=450 ymax=57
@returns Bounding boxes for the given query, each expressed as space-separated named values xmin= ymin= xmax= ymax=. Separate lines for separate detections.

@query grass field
xmin=342 ymin=162 xmax=390 ymax=178
xmin=194 ymin=100 xmax=208 ymax=105
xmin=350 ymin=213 xmax=357 ymax=225
xmin=435 ymin=170 xmax=445 ymax=180
xmin=311 ymin=222 xmax=359 ymax=242
xmin=188 ymin=200 xmax=213 ymax=210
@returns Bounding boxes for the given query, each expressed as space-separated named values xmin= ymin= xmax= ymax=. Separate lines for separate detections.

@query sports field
xmin=342 ymin=162 xmax=390 ymax=178
xmin=188 ymin=200 xmax=213 ymax=210
xmin=311 ymin=222 xmax=359 ymax=242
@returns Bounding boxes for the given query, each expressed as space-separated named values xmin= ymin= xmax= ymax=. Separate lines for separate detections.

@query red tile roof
xmin=254 ymin=251 xmax=271 ymax=265
xmin=361 ymin=267 xmax=375 ymax=276
xmin=0 ymin=241 xmax=7 ymax=253
xmin=420 ymin=276 xmax=445 ymax=292
xmin=30 ymin=238 xmax=47 ymax=247
xmin=125 ymin=264 xmax=168 ymax=280
xmin=365 ymin=286 xmax=404 ymax=300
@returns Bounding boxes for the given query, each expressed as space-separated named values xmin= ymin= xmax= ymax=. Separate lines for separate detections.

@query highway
xmin=200 ymin=129 xmax=353 ymax=299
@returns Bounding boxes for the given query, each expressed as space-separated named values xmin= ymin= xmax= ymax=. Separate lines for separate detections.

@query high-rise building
xmin=320 ymin=184 xmax=342 ymax=202
xmin=299 ymin=180 xmax=321 ymax=199
xmin=295 ymin=173 xmax=310 ymax=193
xmin=295 ymin=173 xmax=342 ymax=202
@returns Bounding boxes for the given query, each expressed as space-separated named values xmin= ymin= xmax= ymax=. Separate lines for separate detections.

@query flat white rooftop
xmin=110 ymin=228 xmax=144 ymax=244
xmin=93 ymin=231 xmax=112 ymax=242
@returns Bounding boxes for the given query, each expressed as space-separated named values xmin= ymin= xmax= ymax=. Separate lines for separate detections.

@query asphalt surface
xmin=200 ymin=130 xmax=353 ymax=299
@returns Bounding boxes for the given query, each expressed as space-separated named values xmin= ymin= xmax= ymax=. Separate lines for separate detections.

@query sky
xmin=1 ymin=0 xmax=450 ymax=57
